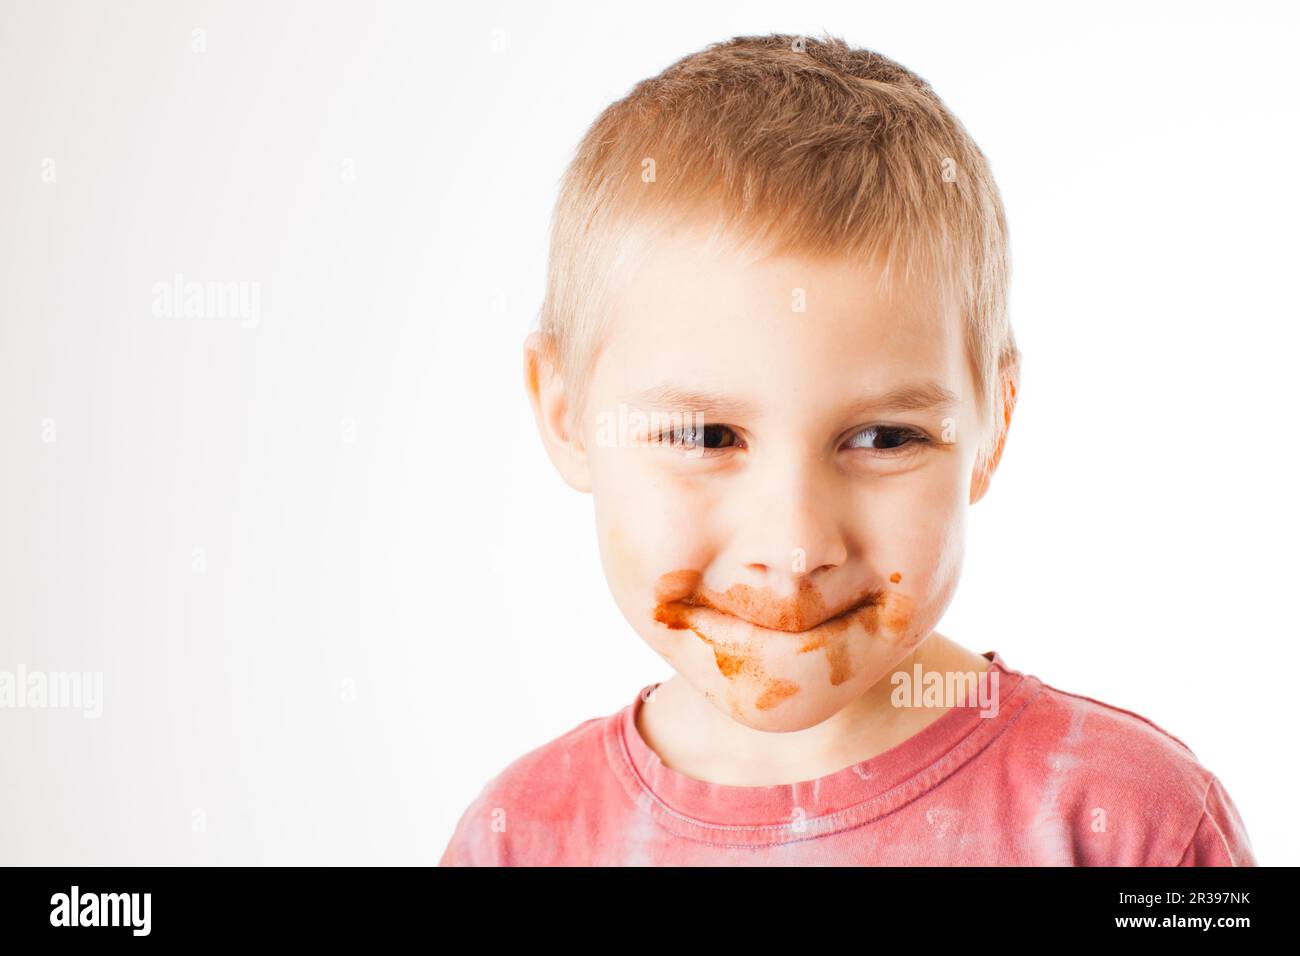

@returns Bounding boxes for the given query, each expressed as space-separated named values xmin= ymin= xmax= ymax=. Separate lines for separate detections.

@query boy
xmin=440 ymin=33 xmax=1256 ymax=865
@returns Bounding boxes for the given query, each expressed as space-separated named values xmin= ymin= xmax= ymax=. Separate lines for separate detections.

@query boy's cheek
xmin=866 ymin=473 xmax=968 ymax=596
xmin=592 ymin=451 xmax=710 ymax=562
xmin=597 ymin=501 xmax=705 ymax=610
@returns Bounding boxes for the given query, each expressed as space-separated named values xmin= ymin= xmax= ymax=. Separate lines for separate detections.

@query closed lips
xmin=666 ymin=593 xmax=881 ymax=635
xmin=652 ymin=570 xmax=886 ymax=635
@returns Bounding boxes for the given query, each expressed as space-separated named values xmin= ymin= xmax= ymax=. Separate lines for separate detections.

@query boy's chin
xmin=685 ymin=666 xmax=883 ymax=734
xmin=719 ymin=695 xmax=857 ymax=734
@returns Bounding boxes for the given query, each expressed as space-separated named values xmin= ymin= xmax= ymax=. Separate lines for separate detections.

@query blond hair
xmin=537 ymin=32 xmax=1019 ymax=465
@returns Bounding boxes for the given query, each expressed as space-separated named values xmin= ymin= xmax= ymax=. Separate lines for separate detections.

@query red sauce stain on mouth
xmin=652 ymin=569 xmax=801 ymax=711
xmin=654 ymin=569 xmax=702 ymax=605
xmin=793 ymin=597 xmax=877 ymax=685
xmin=874 ymin=590 xmax=914 ymax=632
xmin=796 ymin=590 xmax=915 ymax=683
xmin=699 ymin=580 xmax=840 ymax=632
xmin=652 ymin=569 xmax=916 ymax=692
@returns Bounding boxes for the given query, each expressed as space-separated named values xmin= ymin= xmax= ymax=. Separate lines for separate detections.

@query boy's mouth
xmin=651 ymin=569 xmax=915 ymax=695
xmin=651 ymin=569 xmax=890 ymax=636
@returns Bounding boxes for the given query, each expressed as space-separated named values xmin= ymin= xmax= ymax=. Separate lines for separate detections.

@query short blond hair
xmin=538 ymin=32 xmax=1019 ymax=465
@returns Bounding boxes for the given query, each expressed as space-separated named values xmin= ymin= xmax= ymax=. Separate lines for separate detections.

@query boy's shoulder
xmin=993 ymin=666 xmax=1255 ymax=865
xmin=1014 ymin=671 xmax=1211 ymax=787
xmin=438 ymin=699 xmax=627 ymax=866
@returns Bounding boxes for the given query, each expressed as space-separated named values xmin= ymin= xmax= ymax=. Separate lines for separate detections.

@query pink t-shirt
xmin=439 ymin=651 xmax=1256 ymax=866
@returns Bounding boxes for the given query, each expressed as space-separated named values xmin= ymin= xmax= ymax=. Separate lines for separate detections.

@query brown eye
xmin=655 ymin=423 xmax=741 ymax=453
xmin=845 ymin=425 xmax=929 ymax=454
xmin=696 ymin=424 xmax=740 ymax=449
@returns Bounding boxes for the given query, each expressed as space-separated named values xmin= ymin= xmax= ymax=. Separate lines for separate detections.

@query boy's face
xmin=529 ymin=224 xmax=1006 ymax=733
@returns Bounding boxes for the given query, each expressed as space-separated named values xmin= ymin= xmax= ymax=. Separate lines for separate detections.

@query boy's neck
xmin=635 ymin=632 xmax=991 ymax=788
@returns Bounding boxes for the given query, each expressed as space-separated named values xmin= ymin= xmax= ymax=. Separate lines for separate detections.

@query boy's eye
xmin=653 ymin=423 xmax=741 ymax=453
xmin=844 ymin=425 xmax=930 ymax=454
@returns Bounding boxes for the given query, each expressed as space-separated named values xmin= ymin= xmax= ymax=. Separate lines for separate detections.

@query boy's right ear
xmin=523 ymin=330 xmax=592 ymax=493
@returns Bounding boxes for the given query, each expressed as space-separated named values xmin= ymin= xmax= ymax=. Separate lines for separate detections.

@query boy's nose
xmin=727 ymin=464 xmax=849 ymax=587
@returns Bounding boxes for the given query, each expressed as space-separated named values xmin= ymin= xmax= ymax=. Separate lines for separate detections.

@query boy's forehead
xmin=598 ymin=226 xmax=966 ymax=409
xmin=611 ymin=223 xmax=953 ymax=332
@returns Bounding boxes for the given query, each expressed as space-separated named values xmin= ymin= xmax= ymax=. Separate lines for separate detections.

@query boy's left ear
xmin=969 ymin=365 xmax=1019 ymax=505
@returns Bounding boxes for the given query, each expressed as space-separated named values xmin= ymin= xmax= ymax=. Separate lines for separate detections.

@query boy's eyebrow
xmin=620 ymin=383 xmax=758 ymax=418
xmin=842 ymin=380 xmax=962 ymax=415
xmin=621 ymin=380 xmax=960 ymax=418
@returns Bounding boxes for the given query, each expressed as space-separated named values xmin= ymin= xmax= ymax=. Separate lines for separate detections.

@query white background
xmin=1 ymin=0 xmax=1295 ymax=865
